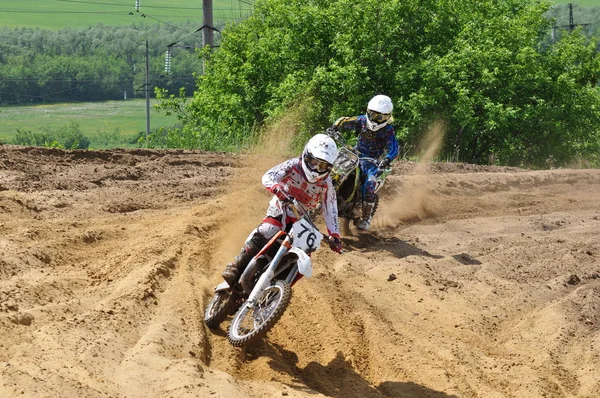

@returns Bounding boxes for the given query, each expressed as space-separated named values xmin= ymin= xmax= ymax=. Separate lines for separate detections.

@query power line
xmin=0 ymin=10 xmax=126 ymax=14
xmin=553 ymin=3 xmax=591 ymax=40
xmin=0 ymin=0 xmax=254 ymax=27
xmin=0 ymin=80 xmax=104 ymax=100
xmin=0 ymin=76 xmax=197 ymax=102
xmin=57 ymin=0 xmax=251 ymax=11
xmin=0 ymin=8 xmax=251 ymax=14
xmin=57 ymin=0 xmax=135 ymax=8
xmin=0 ymin=9 xmax=250 ymax=22
xmin=0 ymin=78 xmax=128 ymax=82
xmin=131 ymin=12 xmax=189 ymax=31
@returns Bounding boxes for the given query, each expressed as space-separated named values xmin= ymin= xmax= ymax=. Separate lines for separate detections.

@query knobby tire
xmin=204 ymin=290 xmax=238 ymax=329
xmin=227 ymin=280 xmax=292 ymax=347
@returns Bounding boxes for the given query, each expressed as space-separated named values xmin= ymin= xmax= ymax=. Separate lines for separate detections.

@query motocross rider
xmin=221 ymin=133 xmax=343 ymax=286
xmin=330 ymin=94 xmax=399 ymax=231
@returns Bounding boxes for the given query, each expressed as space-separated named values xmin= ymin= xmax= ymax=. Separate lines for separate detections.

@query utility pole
xmin=569 ymin=3 xmax=576 ymax=32
xmin=202 ymin=0 xmax=214 ymax=74
xmin=203 ymin=0 xmax=214 ymax=49
xmin=145 ymin=39 xmax=150 ymax=140
xmin=553 ymin=3 xmax=590 ymax=41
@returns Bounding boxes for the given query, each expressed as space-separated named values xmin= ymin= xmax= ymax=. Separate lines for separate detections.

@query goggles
xmin=367 ymin=110 xmax=392 ymax=124
xmin=304 ymin=152 xmax=333 ymax=174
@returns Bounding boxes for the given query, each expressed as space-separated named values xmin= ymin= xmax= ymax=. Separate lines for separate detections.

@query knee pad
xmin=256 ymin=223 xmax=281 ymax=242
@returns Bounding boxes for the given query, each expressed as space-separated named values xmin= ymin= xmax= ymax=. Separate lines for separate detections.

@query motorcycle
xmin=204 ymin=199 xmax=334 ymax=347
xmin=325 ymin=129 xmax=392 ymax=229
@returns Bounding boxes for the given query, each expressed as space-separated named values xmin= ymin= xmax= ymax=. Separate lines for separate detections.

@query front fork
xmin=246 ymin=234 xmax=293 ymax=305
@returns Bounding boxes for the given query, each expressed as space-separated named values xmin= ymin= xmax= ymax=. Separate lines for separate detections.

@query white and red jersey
xmin=262 ymin=157 xmax=340 ymax=238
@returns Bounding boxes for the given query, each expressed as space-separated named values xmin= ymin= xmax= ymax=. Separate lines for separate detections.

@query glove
xmin=379 ymin=158 xmax=391 ymax=169
xmin=271 ymin=184 xmax=291 ymax=203
xmin=329 ymin=236 xmax=342 ymax=253
xmin=325 ymin=127 xmax=340 ymax=141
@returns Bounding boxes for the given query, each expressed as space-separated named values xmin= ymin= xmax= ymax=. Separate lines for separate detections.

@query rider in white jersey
xmin=221 ymin=134 xmax=342 ymax=286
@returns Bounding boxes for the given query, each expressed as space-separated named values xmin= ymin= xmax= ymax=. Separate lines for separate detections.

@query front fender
xmin=289 ymin=247 xmax=313 ymax=278
xmin=214 ymin=281 xmax=230 ymax=292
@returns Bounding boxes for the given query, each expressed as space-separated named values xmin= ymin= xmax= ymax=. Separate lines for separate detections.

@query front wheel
xmin=227 ymin=280 xmax=292 ymax=347
xmin=204 ymin=289 xmax=239 ymax=329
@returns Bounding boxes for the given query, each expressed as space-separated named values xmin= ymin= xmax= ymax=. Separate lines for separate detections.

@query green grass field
xmin=0 ymin=99 xmax=177 ymax=149
xmin=0 ymin=0 xmax=253 ymax=29
xmin=0 ymin=1 xmax=596 ymax=30
xmin=554 ymin=1 xmax=600 ymax=5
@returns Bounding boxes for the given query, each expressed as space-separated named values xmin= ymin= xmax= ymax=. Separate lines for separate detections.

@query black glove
xmin=379 ymin=158 xmax=391 ymax=169
xmin=325 ymin=127 xmax=341 ymax=141
xmin=329 ymin=236 xmax=342 ymax=253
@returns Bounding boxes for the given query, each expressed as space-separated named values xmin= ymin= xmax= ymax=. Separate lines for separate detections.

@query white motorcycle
xmin=204 ymin=199 xmax=334 ymax=347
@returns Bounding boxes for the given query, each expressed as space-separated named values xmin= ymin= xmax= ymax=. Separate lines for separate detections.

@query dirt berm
xmin=1 ymin=144 xmax=599 ymax=398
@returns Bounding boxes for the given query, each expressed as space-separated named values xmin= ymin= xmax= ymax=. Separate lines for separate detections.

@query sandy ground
xmin=1 ymin=144 xmax=599 ymax=398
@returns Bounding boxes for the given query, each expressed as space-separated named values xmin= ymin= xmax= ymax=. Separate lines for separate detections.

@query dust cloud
xmin=374 ymin=119 xmax=446 ymax=230
xmin=207 ymin=108 xmax=306 ymax=269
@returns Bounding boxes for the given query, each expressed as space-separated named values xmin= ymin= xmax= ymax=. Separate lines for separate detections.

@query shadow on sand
xmin=341 ymin=231 xmax=444 ymax=261
xmin=244 ymin=344 xmax=458 ymax=398
xmin=341 ymin=231 xmax=483 ymax=267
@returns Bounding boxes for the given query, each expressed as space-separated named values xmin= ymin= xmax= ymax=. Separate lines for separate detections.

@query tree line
xmin=0 ymin=22 xmax=212 ymax=104
xmin=154 ymin=0 xmax=600 ymax=168
xmin=2 ymin=1 xmax=600 ymax=168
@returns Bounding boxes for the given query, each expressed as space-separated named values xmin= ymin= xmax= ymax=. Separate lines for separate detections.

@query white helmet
xmin=366 ymin=94 xmax=393 ymax=131
xmin=301 ymin=134 xmax=338 ymax=183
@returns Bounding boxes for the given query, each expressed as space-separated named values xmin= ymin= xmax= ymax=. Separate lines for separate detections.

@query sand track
xmin=1 ymin=145 xmax=600 ymax=398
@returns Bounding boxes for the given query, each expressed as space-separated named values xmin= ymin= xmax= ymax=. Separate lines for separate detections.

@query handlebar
xmin=361 ymin=156 xmax=379 ymax=164
xmin=286 ymin=198 xmax=334 ymax=244
xmin=326 ymin=128 xmax=392 ymax=171
xmin=288 ymin=198 xmax=302 ymax=220
xmin=285 ymin=196 xmax=342 ymax=254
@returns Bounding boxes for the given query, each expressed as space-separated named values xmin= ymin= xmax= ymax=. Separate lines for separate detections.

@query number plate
xmin=292 ymin=219 xmax=323 ymax=252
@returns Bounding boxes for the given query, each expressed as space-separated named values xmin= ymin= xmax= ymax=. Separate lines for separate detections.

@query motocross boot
xmin=357 ymin=201 xmax=376 ymax=231
xmin=221 ymin=233 xmax=266 ymax=286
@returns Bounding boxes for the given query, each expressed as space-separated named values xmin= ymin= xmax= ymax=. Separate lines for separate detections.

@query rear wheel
xmin=227 ymin=280 xmax=292 ymax=347
xmin=204 ymin=290 xmax=239 ymax=329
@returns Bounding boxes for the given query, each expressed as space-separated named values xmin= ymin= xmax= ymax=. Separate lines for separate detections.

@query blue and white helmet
xmin=301 ymin=134 xmax=338 ymax=183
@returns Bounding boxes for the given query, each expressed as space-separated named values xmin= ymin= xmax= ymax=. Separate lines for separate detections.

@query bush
xmin=12 ymin=129 xmax=56 ymax=147
xmin=11 ymin=122 xmax=91 ymax=149
xmin=59 ymin=122 xmax=90 ymax=149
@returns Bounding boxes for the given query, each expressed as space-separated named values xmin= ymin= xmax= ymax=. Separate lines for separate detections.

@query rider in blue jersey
xmin=331 ymin=95 xmax=399 ymax=231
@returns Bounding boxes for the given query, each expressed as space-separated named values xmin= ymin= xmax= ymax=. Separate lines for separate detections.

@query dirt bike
xmin=325 ymin=129 xmax=392 ymax=229
xmin=204 ymin=199 xmax=334 ymax=347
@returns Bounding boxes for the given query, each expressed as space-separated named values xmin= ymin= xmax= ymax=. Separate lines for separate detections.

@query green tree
xmin=159 ymin=0 xmax=600 ymax=167
xmin=0 ymin=22 xmax=207 ymax=104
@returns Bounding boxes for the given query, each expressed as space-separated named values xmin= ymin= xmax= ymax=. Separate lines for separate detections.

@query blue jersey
xmin=333 ymin=115 xmax=398 ymax=161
